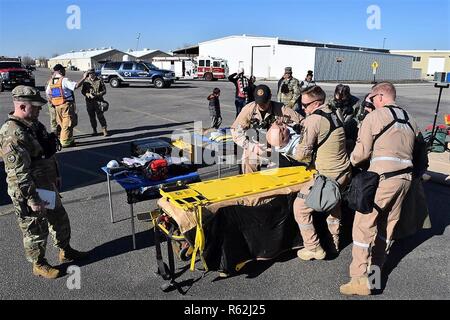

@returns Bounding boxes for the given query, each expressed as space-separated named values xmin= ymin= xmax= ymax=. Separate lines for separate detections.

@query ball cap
xmin=254 ymin=84 xmax=271 ymax=104
xmin=12 ymin=85 xmax=47 ymax=106
xmin=284 ymin=67 xmax=292 ymax=74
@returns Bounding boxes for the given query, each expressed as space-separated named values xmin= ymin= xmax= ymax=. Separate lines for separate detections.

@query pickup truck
xmin=0 ymin=61 xmax=35 ymax=91
xmin=100 ymin=61 xmax=175 ymax=88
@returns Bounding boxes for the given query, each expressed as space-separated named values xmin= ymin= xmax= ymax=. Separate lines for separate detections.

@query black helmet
xmin=99 ymin=100 xmax=109 ymax=112
xmin=53 ymin=64 xmax=65 ymax=73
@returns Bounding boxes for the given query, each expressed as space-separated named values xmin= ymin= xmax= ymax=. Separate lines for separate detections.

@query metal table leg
xmin=107 ymin=173 xmax=115 ymax=223
xmin=130 ymin=203 xmax=136 ymax=250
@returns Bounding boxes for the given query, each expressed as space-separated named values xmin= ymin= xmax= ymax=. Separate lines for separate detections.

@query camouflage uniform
xmin=277 ymin=68 xmax=301 ymax=109
xmin=47 ymin=102 xmax=59 ymax=134
xmin=81 ymin=75 xmax=108 ymax=131
xmin=0 ymin=87 xmax=71 ymax=264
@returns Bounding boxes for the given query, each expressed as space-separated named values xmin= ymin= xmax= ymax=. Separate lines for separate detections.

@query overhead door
xmin=427 ymin=57 xmax=445 ymax=77
xmin=252 ymin=46 xmax=271 ymax=79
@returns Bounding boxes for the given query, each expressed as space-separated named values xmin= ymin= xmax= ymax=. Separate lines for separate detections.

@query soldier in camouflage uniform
xmin=0 ymin=86 xmax=88 ymax=279
xmin=277 ymin=67 xmax=301 ymax=110
xmin=81 ymin=69 xmax=109 ymax=137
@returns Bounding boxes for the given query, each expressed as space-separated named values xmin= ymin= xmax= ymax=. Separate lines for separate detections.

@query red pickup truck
xmin=0 ymin=61 xmax=35 ymax=92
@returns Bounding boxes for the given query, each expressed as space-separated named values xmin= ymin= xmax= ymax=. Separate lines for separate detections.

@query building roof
xmin=174 ymin=35 xmax=390 ymax=54
xmin=278 ymin=39 xmax=389 ymax=53
xmin=390 ymin=50 xmax=450 ymax=53
xmin=49 ymin=48 xmax=117 ymax=60
xmin=126 ymin=48 xmax=159 ymax=58
xmin=172 ymin=45 xmax=199 ymax=55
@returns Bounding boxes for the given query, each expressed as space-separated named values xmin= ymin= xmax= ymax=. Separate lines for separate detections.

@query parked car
xmin=0 ymin=61 xmax=35 ymax=91
xmin=100 ymin=61 xmax=175 ymax=88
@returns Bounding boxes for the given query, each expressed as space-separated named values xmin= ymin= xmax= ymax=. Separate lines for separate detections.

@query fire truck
xmin=152 ymin=56 xmax=229 ymax=81
xmin=195 ymin=56 xmax=229 ymax=81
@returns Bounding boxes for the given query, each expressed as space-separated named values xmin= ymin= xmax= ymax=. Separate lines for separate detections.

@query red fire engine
xmin=195 ymin=56 xmax=229 ymax=81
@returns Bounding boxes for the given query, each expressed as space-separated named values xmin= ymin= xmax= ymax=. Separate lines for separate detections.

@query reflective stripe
xmin=299 ymin=223 xmax=314 ymax=230
xmin=371 ymin=156 xmax=412 ymax=165
xmin=327 ymin=219 xmax=340 ymax=225
xmin=353 ymin=241 xmax=370 ymax=249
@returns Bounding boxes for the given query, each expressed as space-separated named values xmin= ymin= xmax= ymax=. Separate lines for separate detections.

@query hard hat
xmin=107 ymin=160 xmax=119 ymax=169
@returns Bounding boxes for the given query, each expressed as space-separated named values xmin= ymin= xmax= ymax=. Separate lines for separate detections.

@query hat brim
xmin=255 ymin=97 xmax=270 ymax=104
xmin=29 ymin=97 xmax=48 ymax=106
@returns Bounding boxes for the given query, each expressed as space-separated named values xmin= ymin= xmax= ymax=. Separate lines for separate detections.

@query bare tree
xmin=21 ymin=56 xmax=35 ymax=65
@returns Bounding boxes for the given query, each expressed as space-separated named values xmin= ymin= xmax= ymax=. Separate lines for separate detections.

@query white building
xmin=173 ymin=35 xmax=419 ymax=81
xmin=48 ymin=48 xmax=127 ymax=71
xmin=127 ymin=48 xmax=171 ymax=62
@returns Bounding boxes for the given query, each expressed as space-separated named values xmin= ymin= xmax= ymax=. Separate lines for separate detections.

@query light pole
xmin=382 ymin=37 xmax=387 ymax=49
xmin=136 ymin=33 xmax=141 ymax=51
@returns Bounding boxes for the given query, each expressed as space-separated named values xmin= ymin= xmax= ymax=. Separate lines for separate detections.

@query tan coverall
xmin=46 ymin=76 xmax=78 ymax=147
xmin=292 ymin=104 xmax=351 ymax=250
xmin=231 ymin=101 xmax=303 ymax=173
xmin=349 ymin=105 xmax=418 ymax=278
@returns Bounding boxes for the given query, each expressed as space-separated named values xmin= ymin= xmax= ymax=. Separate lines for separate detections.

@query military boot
xmin=297 ymin=245 xmax=326 ymax=261
xmin=33 ymin=260 xmax=60 ymax=279
xmin=102 ymin=127 xmax=109 ymax=137
xmin=59 ymin=246 xmax=89 ymax=263
xmin=92 ymin=128 xmax=98 ymax=136
xmin=340 ymin=276 xmax=371 ymax=296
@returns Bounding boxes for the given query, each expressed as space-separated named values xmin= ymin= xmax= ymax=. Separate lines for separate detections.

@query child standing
xmin=207 ymin=88 xmax=222 ymax=129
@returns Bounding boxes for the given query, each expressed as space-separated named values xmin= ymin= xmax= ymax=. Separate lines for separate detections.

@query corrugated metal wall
xmin=314 ymin=48 xmax=419 ymax=81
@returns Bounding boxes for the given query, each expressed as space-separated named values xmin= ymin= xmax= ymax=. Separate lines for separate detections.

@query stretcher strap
xmin=190 ymin=206 xmax=208 ymax=272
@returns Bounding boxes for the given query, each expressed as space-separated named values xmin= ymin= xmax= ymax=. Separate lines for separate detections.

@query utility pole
xmin=136 ymin=33 xmax=141 ymax=51
xmin=382 ymin=37 xmax=387 ymax=49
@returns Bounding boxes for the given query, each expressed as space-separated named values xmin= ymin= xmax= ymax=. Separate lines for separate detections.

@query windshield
xmin=143 ymin=62 xmax=158 ymax=70
xmin=0 ymin=62 xmax=24 ymax=69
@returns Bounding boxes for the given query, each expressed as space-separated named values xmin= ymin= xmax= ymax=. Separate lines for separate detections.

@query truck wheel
xmin=110 ymin=77 xmax=120 ymax=88
xmin=154 ymin=77 xmax=164 ymax=88
xmin=0 ymin=83 xmax=3 ymax=92
xmin=204 ymin=73 xmax=213 ymax=81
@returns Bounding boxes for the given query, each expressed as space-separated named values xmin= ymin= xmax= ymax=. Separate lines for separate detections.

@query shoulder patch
xmin=7 ymin=154 xmax=16 ymax=163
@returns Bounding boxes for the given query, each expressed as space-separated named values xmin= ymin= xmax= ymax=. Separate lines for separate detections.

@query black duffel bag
xmin=344 ymin=170 xmax=379 ymax=214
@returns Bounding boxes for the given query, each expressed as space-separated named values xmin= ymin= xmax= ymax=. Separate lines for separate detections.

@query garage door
xmin=427 ymin=57 xmax=445 ymax=76
xmin=252 ymin=46 xmax=271 ymax=78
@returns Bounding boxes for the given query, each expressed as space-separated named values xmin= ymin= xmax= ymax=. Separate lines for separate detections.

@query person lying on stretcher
xmin=266 ymin=121 xmax=304 ymax=163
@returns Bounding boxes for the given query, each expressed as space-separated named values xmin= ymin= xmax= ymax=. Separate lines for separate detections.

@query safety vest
xmin=49 ymin=77 xmax=68 ymax=106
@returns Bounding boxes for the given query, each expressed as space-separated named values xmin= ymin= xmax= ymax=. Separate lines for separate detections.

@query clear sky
xmin=0 ymin=0 xmax=449 ymax=58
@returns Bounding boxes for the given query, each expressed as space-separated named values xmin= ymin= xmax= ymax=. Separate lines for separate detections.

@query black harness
xmin=373 ymin=106 xmax=415 ymax=144
xmin=313 ymin=109 xmax=344 ymax=150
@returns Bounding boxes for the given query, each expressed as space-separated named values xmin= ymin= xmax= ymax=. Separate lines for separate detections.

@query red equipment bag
xmin=145 ymin=159 xmax=169 ymax=181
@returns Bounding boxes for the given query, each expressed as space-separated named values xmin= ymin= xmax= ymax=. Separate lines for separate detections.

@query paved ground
xmin=0 ymin=70 xmax=449 ymax=300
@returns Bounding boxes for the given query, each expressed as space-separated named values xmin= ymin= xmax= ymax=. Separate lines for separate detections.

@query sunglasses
xmin=369 ymin=93 xmax=383 ymax=103
xmin=301 ymin=99 xmax=321 ymax=108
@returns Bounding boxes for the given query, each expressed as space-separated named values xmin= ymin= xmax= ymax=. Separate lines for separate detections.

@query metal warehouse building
xmin=173 ymin=35 xmax=419 ymax=81
xmin=48 ymin=48 xmax=127 ymax=71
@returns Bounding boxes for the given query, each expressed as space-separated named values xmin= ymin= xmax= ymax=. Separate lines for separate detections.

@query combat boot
xmin=33 ymin=260 xmax=60 ymax=279
xmin=340 ymin=276 xmax=371 ymax=296
xmin=297 ymin=245 xmax=326 ymax=261
xmin=92 ymin=128 xmax=98 ymax=136
xmin=102 ymin=127 xmax=109 ymax=137
xmin=59 ymin=245 xmax=89 ymax=263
